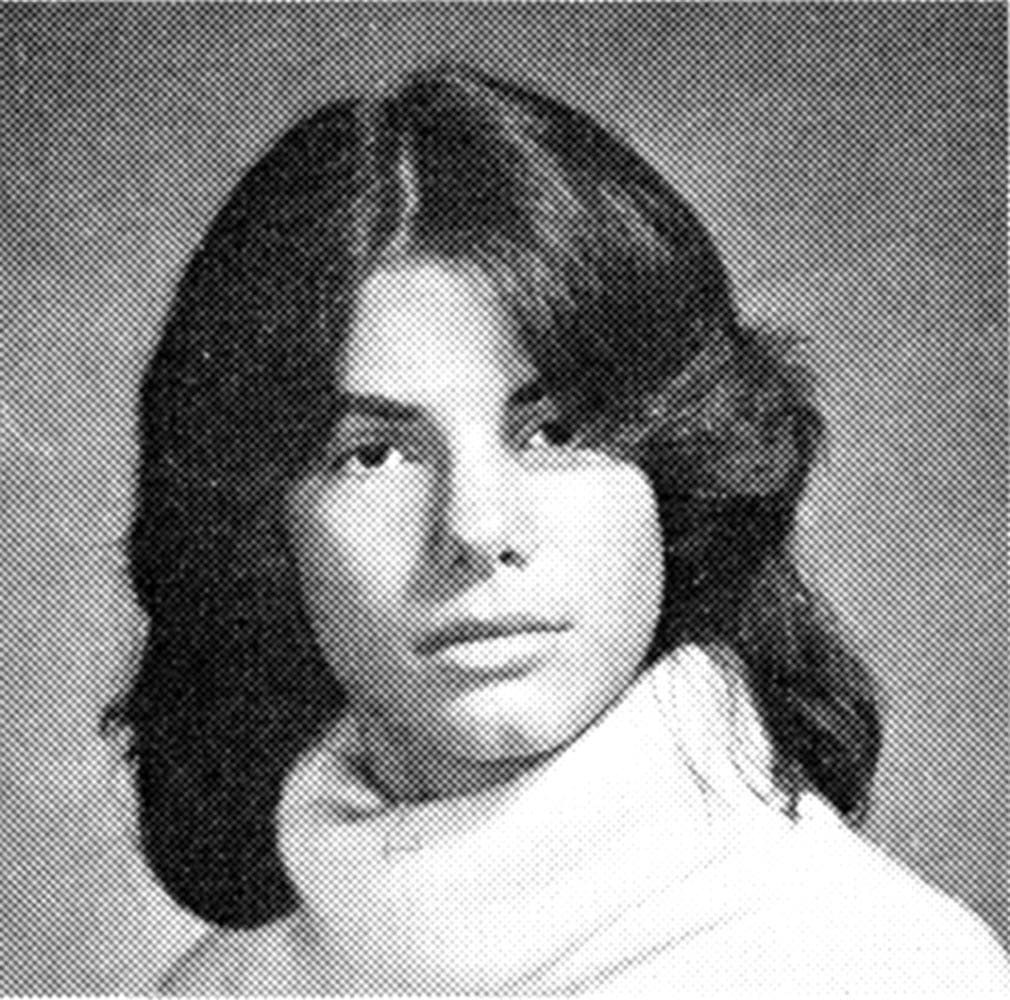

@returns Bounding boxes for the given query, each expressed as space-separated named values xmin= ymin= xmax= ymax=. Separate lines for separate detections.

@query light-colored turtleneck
xmin=163 ymin=646 xmax=1010 ymax=995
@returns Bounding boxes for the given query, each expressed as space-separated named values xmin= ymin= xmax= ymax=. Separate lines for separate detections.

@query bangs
xmin=371 ymin=67 xmax=737 ymax=434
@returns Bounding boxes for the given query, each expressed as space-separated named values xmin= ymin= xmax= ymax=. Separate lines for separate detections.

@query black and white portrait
xmin=1 ymin=4 xmax=1006 ymax=993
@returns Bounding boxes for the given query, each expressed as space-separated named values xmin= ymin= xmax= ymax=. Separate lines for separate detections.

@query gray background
xmin=1 ymin=4 xmax=1006 ymax=992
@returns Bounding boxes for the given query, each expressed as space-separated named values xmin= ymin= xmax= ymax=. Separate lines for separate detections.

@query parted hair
xmin=104 ymin=65 xmax=881 ymax=928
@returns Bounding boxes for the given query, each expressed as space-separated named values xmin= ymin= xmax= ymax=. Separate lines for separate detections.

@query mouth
xmin=414 ymin=615 xmax=571 ymax=676
xmin=415 ymin=615 xmax=571 ymax=656
xmin=429 ymin=630 xmax=567 ymax=677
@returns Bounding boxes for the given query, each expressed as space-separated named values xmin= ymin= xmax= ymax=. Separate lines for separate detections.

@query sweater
xmin=162 ymin=646 xmax=1009 ymax=994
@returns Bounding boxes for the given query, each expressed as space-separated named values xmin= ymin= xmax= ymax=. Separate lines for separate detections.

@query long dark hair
xmin=104 ymin=64 xmax=881 ymax=928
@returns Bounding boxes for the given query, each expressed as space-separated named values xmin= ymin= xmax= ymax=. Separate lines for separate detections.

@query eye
xmin=523 ymin=418 xmax=577 ymax=451
xmin=329 ymin=441 xmax=409 ymax=478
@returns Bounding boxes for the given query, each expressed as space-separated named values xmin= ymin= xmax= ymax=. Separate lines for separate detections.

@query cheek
xmin=540 ymin=462 xmax=660 ymax=561
xmin=285 ymin=484 xmax=432 ymax=697
xmin=289 ymin=479 xmax=426 ymax=614
xmin=536 ymin=463 xmax=663 ymax=625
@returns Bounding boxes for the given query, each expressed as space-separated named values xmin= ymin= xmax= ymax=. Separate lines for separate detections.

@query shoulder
xmin=540 ymin=797 xmax=1007 ymax=995
xmin=157 ymin=918 xmax=306 ymax=995
xmin=620 ymin=799 xmax=1008 ymax=995
xmin=734 ymin=798 xmax=1010 ymax=993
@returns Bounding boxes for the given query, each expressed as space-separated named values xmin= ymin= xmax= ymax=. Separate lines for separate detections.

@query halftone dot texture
xmin=2 ymin=2 xmax=1005 ymax=992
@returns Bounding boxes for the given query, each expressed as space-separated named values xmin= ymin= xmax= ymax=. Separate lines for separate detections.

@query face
xmin=287 ymin=261 xmax=664 ymax=785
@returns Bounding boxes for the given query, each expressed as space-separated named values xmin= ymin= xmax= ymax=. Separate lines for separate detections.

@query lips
xmin=415 ymin=614 xmax=571 ymax=656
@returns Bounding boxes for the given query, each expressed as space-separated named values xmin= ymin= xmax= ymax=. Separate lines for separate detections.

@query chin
xmin=427 ymin=675 xmax=620 ymax=764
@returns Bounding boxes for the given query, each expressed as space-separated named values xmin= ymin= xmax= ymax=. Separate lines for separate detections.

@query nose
xmin=431 ymin=438 xmax=532 ymax=578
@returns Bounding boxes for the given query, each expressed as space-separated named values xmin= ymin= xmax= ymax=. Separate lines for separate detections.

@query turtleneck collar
xmin=275 ymin=644 xmax=788 ymax=994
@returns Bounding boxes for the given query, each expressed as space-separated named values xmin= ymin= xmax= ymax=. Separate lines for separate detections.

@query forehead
xmin=338 ymin=261 xmax=535 ymax=407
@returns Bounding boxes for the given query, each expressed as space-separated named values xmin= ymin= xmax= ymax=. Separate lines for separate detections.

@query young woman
xmin=106 ymin=65 xmax=1008 ymax=993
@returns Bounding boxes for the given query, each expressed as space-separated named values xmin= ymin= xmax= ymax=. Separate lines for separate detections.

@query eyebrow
xmin=332 ymin=379 xmax=549 ymax=422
